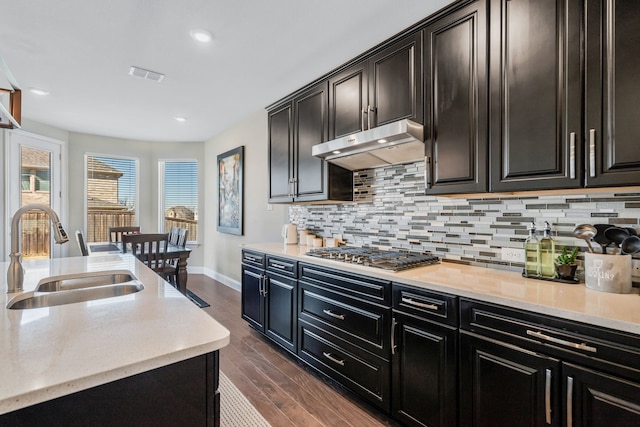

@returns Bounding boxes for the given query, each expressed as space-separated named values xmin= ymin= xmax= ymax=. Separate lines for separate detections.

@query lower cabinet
xmin=241 ymin=251 xmax=298 ymax=354
xmin=0 ymin=352 xmax=219 ymax=427
xmin=460 ymin=298 xmax=640 ymax=427
xmin=392 ymin=284 xmax=458 ymax=427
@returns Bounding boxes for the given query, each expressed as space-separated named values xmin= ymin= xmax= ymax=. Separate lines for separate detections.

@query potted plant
xmin=555 ymin=246 xmax=579 ymax=280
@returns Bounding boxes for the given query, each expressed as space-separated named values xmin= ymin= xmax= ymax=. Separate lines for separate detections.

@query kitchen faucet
xmin=6 ymin=204 xmax=69 ymax=293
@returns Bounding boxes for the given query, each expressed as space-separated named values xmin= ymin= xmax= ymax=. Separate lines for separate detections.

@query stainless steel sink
xmin=35 ymin=270 xmax=138 ymax=292
xmin=6 ymin=283 xmax=144 ymax=310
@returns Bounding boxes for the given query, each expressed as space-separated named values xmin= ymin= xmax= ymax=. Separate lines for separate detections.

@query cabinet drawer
xmin=393 ymin=283 xmax=458 ymax=326
xmin=242 ymin=250 xmax=265 ymax=268
xmin=267 ymin=256 xmax=297 ymax=278
xmin=298 ymin=322 xmax=390 ymax=412
xmin=460 ymin=299 xmax=640 ymax=381
xmin=299 ymin=282 xmax=390 ymax=357
xmin=299 ymin=263 xmax=391 ymax=305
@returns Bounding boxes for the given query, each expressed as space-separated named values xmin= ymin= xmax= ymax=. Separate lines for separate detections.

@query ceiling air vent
xmin=128 ymin=66 xmax=164 ymax=83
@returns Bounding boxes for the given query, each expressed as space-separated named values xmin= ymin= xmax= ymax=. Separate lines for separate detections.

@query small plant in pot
xmin=555 ymin=246 xmax=579 ymax=280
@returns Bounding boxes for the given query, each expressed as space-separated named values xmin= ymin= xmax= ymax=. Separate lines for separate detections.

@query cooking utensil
xmin=624 ymin=227 xmax=638 ymax=236
xmin=621 ymin=235 xmax=640 ymax=255
xmin=573 ymin=224 xmax=596 ymax=253
xmin=604 ymin=227 xmax=629 ymax=255
xmin=593 ymin=224 xmax=613 ymax=254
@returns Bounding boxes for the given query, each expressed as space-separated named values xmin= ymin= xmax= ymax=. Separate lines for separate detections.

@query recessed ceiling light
xmin=190 ymin=29 xmax=212 ymax=43
xmin=174 ymin=117 xmax=188 ymax=122
xmin=29 ymin=88 xmax=49 ymax=96
xmin=377 ymin=139 xmax=387 ymax=143
xmin=332 ymin=150 xmax=341 ymax=154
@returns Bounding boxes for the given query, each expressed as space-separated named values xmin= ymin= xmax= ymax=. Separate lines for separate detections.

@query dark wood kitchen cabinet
xmin=241 ymin=250 xmax=298 ymax=353
xmin=391 ymin=284 xmax=458 ymax=427
xmin=584 ymin=0 xmax=640 ymax=187
xmin=268 ymin=83 xmax=352 ymax=203
xmin=489 ymin=0 xmax=582 ymax=192
xmin=460 ymin=299 xmax=640 ymax=427
xmin=424 ymin=0 xmax=489 ymax=194
xmin=328 ymin=31 xmax=423 ymax=139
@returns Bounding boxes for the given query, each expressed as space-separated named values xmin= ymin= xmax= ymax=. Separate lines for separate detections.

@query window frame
xmin=84 ymin=153 xmax=139 ymax=242
xmin=158 ymin=158 xmax=199 ymax=244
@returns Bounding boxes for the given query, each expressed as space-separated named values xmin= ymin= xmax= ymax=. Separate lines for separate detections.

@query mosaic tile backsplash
xmin=289 ymin=161 xmax=640 ymax=274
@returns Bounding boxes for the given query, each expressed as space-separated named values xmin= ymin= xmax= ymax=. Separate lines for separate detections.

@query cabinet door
xmin=564 ymin=363 xmax=640 ymax=427
xmin=424 ymin=0 xmax=488 ymax=194
xmin=293 ymin=82 xmax=330 ymax=202
xmin=460 ymin=332 xmax=561 ymax=427
xmin=489 ymin=0 xmax=582 ymax=192
xmin=241 ymin=265 xmax=265 ymax=333
xmin=328 ymin=61 xmax=368 ymax=139
xmin=268 ymin=103 xmax=294 ymax=202
xmin=265 ymin=272 xmax=297 ymax=353
xmin=392 ymin=312 xmax=457 ymax=427
xmin=585 ymin=0 xmax=640 ymax=186
xmin=369 ymin=31 xmax=423 ymax=127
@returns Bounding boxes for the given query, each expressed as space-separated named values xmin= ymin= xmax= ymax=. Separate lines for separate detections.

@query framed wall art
xmin=217 ymin=145 xmax=244 ymax=235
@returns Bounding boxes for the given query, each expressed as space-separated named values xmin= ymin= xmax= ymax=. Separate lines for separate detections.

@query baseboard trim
xmin=202 ymin=268 xmax=241 ymax=292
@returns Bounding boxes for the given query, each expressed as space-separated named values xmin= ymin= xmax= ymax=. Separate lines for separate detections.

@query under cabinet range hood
xmin=311 ymin=119 xmax=424 ymax=171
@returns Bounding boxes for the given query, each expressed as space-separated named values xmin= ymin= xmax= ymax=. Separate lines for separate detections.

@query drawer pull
xmin=391 ymin=317 xmax=397 ymax=356
xmin=322 ymin=352 xmax=345 ymax=366
xmin=270 ymin=263 xmax=287 ymax=270
xmin=526 ymin=330 xmax=597 ymax=353
xmin=545 ymin=368 xmax=552 ymax=425
xmin=245 ymin=256 xmax=260 ymax=263
xmin=322 ymin=309 xmax=345 ymax=320
xmin=402 ymin=297 xmax=438 ymax=311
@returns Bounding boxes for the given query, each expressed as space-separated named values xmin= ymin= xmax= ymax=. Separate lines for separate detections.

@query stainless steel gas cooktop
xmin=305 ymin=246 xmax=439 ymax=271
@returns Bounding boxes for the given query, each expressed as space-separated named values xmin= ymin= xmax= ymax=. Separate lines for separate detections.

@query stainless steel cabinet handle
xmin=262 ymin=276 xmax=268 ymax=296
xmin=402 ymin=297 xmax=438 ymax=311
xmin=567 ymin=376 xmax=574 ymax=427
xmin=545 ymin=368 xmax=552 ymax=425
xmin=569 ymin=132 xmax=576 ymax=179
xmin=589 ymin=129 xmax=596 ymax=178
xmin=245 ymin=256 xmax=259 ymax=263
xmin=258 ymin=275 xmax=264 ymax=296
xmin=367 ymin=105 xmax=375 ymax=129
xmin=361 ymin=107 xmax=367 ymax=131
xmin=526 ymin=330 xmax=597 ymax=353
xmin=322 ymin=309 xmax=345 ymax=320
xmin=322 ymin=352 xmax=345 ymax=366
xmin=271 ymin=263 xmax=287 ymax=270
xmin=424 ymin=157 xmax=432 ymax=189
xmin=391 ymin=317 xmax=397 ymax=356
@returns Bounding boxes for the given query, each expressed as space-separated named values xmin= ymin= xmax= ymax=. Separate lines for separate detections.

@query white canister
xmin=312 ymin=238 xmax=323 ymax=247
xmin=584 ymin=252 xmax=632 ymax=294
xmin=299 ymin=230 xmax=309 ymax=245
xmin=325 ymin=238 xmax=337 ymax=247
xmin=306 ymin=234 xmax=316 ymax=246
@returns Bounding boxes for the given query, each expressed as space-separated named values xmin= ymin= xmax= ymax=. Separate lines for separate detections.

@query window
xmin=159 ymin=160 xmax=198 ymax=242
xmin=85 ymin=155 xmax=138 ymax=243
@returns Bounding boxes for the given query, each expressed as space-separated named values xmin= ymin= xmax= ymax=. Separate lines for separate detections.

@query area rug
xmin=219 ymin=371 xmax=272 ymax=427
xmin=186 ymin=289 xmax=210 ymax=308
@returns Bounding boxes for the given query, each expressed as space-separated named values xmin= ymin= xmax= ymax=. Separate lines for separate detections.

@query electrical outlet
xmin=632 ymin=259 xmax=640 ymax=277
xmin=502 ymin=247 xmax=525 ymax=263
xmin=267 ymin=203 xmax=273 ymax=211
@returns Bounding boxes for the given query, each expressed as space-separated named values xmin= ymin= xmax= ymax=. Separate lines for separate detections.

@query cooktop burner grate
xmin=305 ymin=246 xmax=439 ymax=271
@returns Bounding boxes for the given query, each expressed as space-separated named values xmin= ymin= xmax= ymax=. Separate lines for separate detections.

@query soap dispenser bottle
xmin=524 ymin=222 xmax=540 ymax=277
xmin=539 ymin=221 xmax=556 ymax=278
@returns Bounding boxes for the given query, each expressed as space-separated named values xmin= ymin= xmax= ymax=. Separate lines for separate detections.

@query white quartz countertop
xmin=0 ymin=254 xmax=230 ymax=415
xmin=245 ymin=243 xmax=640 ymax=336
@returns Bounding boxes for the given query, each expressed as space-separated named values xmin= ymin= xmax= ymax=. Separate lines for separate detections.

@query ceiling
xmin=0 ymin=0 xmax=453 ymax=143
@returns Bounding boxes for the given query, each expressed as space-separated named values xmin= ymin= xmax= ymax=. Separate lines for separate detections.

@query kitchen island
xmin=0 ymin=254 xmax=229 ymax=426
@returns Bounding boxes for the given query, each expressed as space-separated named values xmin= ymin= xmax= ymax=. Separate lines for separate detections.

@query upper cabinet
xmin=424 ymin=0 xmax=488 ymax=194
xmin=329 ymin=32 xmax=423 ymax=140
xmin=584 ymin=0 xmax=640 ymax=187
xmin=268 ymin=83 xmax=353 ymax=203
xmin=489 ymin=0 xmax=582 ymax=192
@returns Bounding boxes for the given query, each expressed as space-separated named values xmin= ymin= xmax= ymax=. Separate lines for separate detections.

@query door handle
xmin=391 ymin=317 xmax=397 ymax=355
xmin=526 ymin=330 xmax=597 ymax=353
xmin=361 ymin=107 xmax=367 ymax=131
xmin=424 ymin=156 xmax=432 ymax=189
xmin=569 ymin=132 xmax=576 ymax=179
xmin=402 ymin=297 xmax=438 ymax=311
xmin=545 ymin=368 xmax=552 ymax=425
xmin=322 ymin=309 xmax=345 ymax=320
xmin=567 ymin=376 xmax=574 ymax=427
xmin=367 ymin=105 xmax=375 ymax=129
xmin=589 ymin=129 xmax=596 ymax=178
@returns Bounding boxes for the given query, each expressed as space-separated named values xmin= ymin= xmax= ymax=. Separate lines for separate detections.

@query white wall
xmin=203 ymin=109 xmax=287 ymax=286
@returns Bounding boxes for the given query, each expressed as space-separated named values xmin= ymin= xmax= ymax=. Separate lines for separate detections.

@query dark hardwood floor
xmin=188 ymin=274 xmax=401 ymax=427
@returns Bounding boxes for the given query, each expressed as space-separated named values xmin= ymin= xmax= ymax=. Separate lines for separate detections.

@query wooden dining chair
xmin=164 ymin=228 xmax=188 ymax=286
xmin=75 ymin=229 xmax=89 ymax=256
xmin=108 ymin=226 xmax=141 ymax=243
xmin=168 ymin=226 xmax=179 ymax=245
xmin=122 ymin=233 xmax=169 ymax=279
